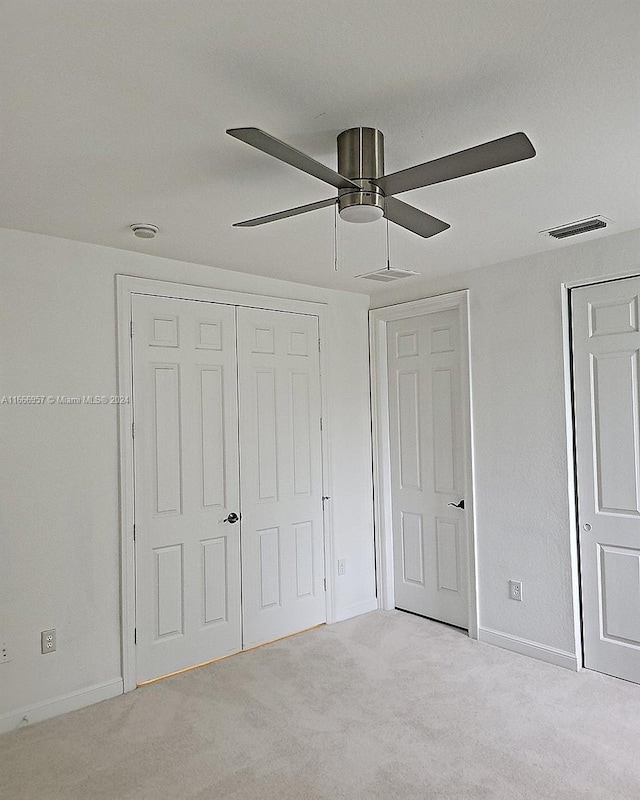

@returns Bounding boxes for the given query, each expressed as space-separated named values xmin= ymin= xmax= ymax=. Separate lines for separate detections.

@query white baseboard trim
xmin=334 ymin=597 xmax=379 ymax=623
xmin=0 ymin=678 xmax=123 ymax=735
xmin=478 ymin=627 xmax=578 ymax=671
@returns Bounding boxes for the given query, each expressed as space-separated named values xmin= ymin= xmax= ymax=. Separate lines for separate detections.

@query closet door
xmin=237 ymin=307 xmax=326 ymax=647
xmin=132 ymin=295 xmax=242 ymax=683
xmin=572 ymin=276 xmax=640 ymax=683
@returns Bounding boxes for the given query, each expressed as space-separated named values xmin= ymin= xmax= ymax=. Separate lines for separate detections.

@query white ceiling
xmin=2 ymin=1 xmax=639 ymax=293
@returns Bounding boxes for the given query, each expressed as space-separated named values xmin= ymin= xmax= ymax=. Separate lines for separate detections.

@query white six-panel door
xmin=572 ymin=276 xmax=640 ymax=683
xmin=387 ymin=309 xmax=469 ymax=628
xmin=132 ymin=295 xmax=326 ymax=683
xmin=237 ymin=307 xmax=326 ymax=647
xmin=132 ymin=295 xmax=242 ymax=683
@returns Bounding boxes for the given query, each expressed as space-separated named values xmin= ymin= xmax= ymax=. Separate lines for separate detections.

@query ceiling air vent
xmin=544 ymin=216 xmax=609 ymax=240
xmin=357 ymin=267 xmax=420 ymax=282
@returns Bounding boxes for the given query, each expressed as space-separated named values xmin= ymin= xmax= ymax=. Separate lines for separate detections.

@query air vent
xmin=357 ymin=267 xmax=420 ymax=282
xmin=543 ymin=216 xmax=609 ymax=240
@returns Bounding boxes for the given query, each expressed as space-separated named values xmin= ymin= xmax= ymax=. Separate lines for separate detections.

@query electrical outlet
xmin=509 ymin=580 xmax=523 ymax=601
xmin=1 ymin=643 xmax=11 ymax=663
xmin=337 ymin=559 xmax=347 ymax=576
xmin=41 ymin=629 xmax=57 ymax=654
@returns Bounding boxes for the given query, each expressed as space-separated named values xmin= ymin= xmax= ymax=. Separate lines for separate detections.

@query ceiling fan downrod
xmin=337 ymin=128 xmax=386 ymax=223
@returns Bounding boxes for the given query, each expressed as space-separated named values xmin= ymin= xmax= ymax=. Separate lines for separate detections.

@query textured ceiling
xmin=2 ymin=0 xmax=639 ymax=293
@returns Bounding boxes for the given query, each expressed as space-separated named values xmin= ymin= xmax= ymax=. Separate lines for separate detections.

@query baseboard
xmin=0 ymin=678 xmax=123 ymax=735
xmin=478 ymin=627 xmax=578 ymax=671
xmin=334 ymin=597 xmax=379 ymax=623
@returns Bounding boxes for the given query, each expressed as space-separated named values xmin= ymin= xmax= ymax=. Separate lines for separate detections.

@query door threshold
xmin=136 ymin=648 xmax=243 ymax=686
xmin=242 ymin=622 xmax=325 ymax=653
xmin=395 ymin=607 xmax=468 ymax=633
xmin=136 ymin=622 xmax=325 ymax=687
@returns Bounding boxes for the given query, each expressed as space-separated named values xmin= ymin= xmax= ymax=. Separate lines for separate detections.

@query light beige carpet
xmin=1 ymin=611 xmax=638 ymax=799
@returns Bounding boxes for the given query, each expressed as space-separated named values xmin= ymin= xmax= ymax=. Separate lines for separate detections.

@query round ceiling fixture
xmin=130 ymin=224 xmax=158 ymax=239
xmin=338 ymin=190 xmax=385 ymax=223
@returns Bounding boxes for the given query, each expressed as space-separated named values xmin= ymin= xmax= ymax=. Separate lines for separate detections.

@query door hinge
xmin=134 ymin=628 xmax=137 ymax=645
xmin=130 ymin=320 xmax=134 ymax=338
xmin=131 ymin=422 xmax=135 ymax=439
xmin=320 ymin=417 xmax=323 ymax=432
xmin=323 ymin=577 xmax=327 ymax=591
xmin=318 ymin=338 xmax=321 ymax=352
xmin=133 ymin=523 xmax=136 ymax=541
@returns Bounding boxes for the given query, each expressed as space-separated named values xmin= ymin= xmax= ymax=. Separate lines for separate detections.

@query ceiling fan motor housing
xmin=337 ymin=127 xmax=385 ymax=222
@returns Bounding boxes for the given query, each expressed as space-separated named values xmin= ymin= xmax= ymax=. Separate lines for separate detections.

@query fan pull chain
xmin=333 ymin=202 xmax=339 ymax=271
xmin=385 ymin=216 xmax=391 ymax=271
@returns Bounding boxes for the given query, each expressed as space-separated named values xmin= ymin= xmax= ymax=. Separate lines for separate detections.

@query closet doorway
xmin=117 ymin=278 xmax=331 ymax=688
xmin=570 ymin=274 xmax=640 ymax=683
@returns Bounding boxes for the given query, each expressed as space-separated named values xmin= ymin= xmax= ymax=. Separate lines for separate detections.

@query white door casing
xmin=237 ymin=307 xmax=326 ymax=647
xmin=387 ymin=308 xmax=470 ymax=628
xmin=132 ymin=295 xmax=242 ymax=683
xmin=572 ymin=276 xmax=640 ymax=683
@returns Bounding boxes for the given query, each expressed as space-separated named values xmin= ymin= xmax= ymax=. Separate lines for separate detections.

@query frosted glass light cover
xmin=339 ymin=205 xmax=384 ymax=224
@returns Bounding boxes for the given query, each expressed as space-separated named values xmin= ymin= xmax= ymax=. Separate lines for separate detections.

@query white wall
xmin=0 ymin=228 xmax=376 ymax=728
xmin=4 ymin=224 xmax=638 ymax=729
xmin=371 ymin=227 xmax=640 ymax=658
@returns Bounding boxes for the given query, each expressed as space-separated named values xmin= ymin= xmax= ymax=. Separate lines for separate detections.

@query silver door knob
xmin=223 ymin=512 xmax=239 ymax=524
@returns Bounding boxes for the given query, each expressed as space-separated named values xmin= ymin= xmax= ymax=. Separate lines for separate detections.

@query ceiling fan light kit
xmin=336 ymin=127 xmax=385 ymax=223
xmin=227 ymin=124 xmax=536 ymax=247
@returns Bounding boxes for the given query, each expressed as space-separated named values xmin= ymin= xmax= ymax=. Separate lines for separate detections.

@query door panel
xmin=132 ymin=295 xmax=241 ymax=683
xmin=237 ymin=307 xmax=326 ymax=647
xmin=387 ymin=309 xmax=469 ymax=628
xmin=153 ymin=364 xmax=182 ymax=514
xmin=572 ymin=276 xmax=640 ymax=683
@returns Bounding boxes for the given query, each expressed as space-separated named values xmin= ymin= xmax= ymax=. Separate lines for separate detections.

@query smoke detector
xmin=541 ymin=216 xmax=611 ymax=240
xmin=130 ymin=224 xmax=159 ymax=239
xmin=357 ymin=267 xmax=420 ymax=282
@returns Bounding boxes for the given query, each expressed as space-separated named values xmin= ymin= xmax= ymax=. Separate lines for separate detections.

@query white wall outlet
xmin=1 ymin=643 xmax=11 ymax=663
xmin=41 ymin=629 xmax=57 ymax=654
xmin=337 ymin=559 xmax=347 ymax=576
xmin=509 ymin=580 xmax=523 ymax=601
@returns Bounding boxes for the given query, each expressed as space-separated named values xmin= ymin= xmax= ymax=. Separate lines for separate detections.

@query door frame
xmin=116 ymin=274 xmax=335 ymax=692
xmin=561 ymin=270 xmax=640 ymax=673
xmin=369 ymin=290 xmax=479 ymax=638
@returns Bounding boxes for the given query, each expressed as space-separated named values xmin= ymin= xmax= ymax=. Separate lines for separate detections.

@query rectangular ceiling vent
xmin=357 ymin=267 xmax=420 ymax=282
xmin=544 ymin=216 xmax=609 ymax=240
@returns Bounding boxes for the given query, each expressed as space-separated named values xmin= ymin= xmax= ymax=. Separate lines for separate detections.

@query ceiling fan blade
xmin=227 ymin=127 xmax=360 ymax=191
xmin=233 ymin=197 xmax=337 ymax=227
xmin=377 ymin=132 xmax=536 ymax=196
xmin=384 ymin=196 xmax=450 ymax=238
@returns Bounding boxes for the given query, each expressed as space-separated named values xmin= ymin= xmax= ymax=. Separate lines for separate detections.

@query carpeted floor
xmin=1 ymin=610 xmax=638 ymax=799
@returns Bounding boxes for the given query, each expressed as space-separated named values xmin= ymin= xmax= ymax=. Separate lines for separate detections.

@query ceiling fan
xmin=227 ymin=126 xmax=536 ymax=239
